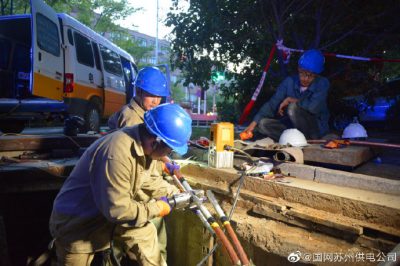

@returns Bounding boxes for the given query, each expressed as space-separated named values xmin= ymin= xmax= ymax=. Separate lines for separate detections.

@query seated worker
xmin=107 ymin=66 xmax=178 ymax=261
xmin=49 ymin=103 xmax=192 ymax=266
xmin=242 ymin=49 xmax=330 ymax=141
xmin=108 ymin=66 xmax=170 ymax=130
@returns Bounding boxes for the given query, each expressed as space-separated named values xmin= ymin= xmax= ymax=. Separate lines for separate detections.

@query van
xmin=0 ymin=0 xmax=137 ymax=133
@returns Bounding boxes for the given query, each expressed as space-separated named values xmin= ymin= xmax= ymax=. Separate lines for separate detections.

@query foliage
xmin=111 ymin=32 xmax=153 ymax=69
xmin=1 ymin=0 xmax=137 ymax=32
xmin=170 ymin=82 xmax=186 ymax=103
xmin=166 ymin=0 xmax=400 ymax=123
xmin=1 ymin=0 xmax=154 ymax=69
xmin=216 ymin=98 xmax=239 ymax=123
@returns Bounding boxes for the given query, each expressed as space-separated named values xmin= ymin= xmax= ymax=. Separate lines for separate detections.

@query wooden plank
xmin=303 ymin=144 xmax=373 ymax=167
xmin=252 ymin=203 xmax=364 ymax=236
xmin=0 ymin=158 xmax=77 ymax=193
xmin=0 ymin=134 xmax=99 ymax=152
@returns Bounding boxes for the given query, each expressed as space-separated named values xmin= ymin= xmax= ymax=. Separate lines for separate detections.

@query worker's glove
xmin=156 ymin=197 xmax=172 ymax=217
xmin=163 ymin=161 xmax=180 ymax=176
xmin=240 ymin=131 xmax=253 ymax=141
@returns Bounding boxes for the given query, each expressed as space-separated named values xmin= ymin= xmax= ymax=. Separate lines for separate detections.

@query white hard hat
xmin=342 ymin=118 xmax=368 ymax=139
xmin=279 ymin=128 xmax=308 ymax=147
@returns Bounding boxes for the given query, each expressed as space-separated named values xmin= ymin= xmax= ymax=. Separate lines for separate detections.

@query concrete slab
xmin=181 ymin=164 xmax=400 ymax=229
xmin=278 ymin=162 xmax=400 ymax=196
xmin=303 ymin=144 xmax=373 ymax=167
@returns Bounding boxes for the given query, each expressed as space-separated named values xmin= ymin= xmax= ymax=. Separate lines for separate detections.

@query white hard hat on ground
xmin=279 ymin=128 xmax=308 ymax=147
xmin=342 ymin=118 xmax=368 ymax=139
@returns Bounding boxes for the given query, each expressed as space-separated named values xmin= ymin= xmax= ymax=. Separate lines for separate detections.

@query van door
xmin=120 ymin=56 xmax=136 ymax=103
xmin=31 ymin=0 xmax=63 ymax=101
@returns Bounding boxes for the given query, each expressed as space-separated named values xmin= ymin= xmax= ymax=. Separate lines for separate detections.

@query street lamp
xmin=155 ymin=0 xmax=159 ymax=64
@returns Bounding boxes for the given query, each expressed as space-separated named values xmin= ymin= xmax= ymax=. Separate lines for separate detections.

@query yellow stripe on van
xmin=103 ymin=89 xmax=126 ymax=116
xmin=64 ymin=83 xmax=126 ymax=117
xmin=64 ymin=83 xmax=103 ymax=101
xmin=33 ymin=72 xmax=63 ymax=101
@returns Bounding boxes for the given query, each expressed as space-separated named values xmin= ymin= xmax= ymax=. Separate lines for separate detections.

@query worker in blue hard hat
xmin=242 ymin=49 xmax=330 ymax=141
xmin=107 ymin=67 xmax=179 ymax=262
xmin=50 ymin=103 xmax=192 ymax=265
xmin=108 ymin=66 xmax=170 ymax=130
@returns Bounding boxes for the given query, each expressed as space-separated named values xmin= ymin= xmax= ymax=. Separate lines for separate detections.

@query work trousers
xmin=55 ymin=221 xmax=167 ymax=266
xmin=256 ymin=103 xmax=320 ymax=141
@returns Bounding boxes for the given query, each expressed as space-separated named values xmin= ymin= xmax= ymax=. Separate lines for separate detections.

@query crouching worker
xmin=242 ymin=49 xmax=330 ymax=141
xmin=107 ymin=66 xmax=179 ymax=261
xmin=49 ymin=103 xmax=192 ymax=266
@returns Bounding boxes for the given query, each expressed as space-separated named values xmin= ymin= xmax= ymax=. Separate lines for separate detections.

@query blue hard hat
xmin=298 ymin=49 xmax=325 ymax=74
xmin=144 ymin=103 xmax=192 ymax=155
xmin=135 ymin=67 xmax=170 ymax=97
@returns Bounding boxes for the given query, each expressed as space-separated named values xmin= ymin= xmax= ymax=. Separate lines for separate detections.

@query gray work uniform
xmin=50 ymin=126 xmax=179 ymax=265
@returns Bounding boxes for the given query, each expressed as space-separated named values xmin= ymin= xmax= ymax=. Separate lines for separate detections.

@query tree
xmin=1 ymin=0 xmax=151 ymax=68
xmin=1 ymin=0 xmax=137 ymax=34
xmin=166 ymin=0 xmax=400 ymax=122
xmin=111 ymin=32 xmax=153 ymax=69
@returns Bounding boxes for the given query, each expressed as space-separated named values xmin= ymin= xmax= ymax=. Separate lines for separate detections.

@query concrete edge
xmin=278 ymin=162 xmax=400 ymax=196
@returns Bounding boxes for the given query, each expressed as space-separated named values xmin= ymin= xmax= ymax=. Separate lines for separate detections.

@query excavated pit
xmin=0 ymin=135 xmax=399 ymax=265
xmin=163 ymin=163 xmax=400 ymax=266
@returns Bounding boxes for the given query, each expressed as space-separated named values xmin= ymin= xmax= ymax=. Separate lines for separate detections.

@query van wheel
xmin=84 ymin=104 xmax=100 ymax=132
xmin=0 ymin=120 xmax=25 ymax=134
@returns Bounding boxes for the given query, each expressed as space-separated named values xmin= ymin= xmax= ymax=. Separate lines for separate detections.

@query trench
xmin=0 ymin=135 xmax=399 ymax=265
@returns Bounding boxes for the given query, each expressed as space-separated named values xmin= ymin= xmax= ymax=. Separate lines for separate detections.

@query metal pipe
xmin=307 ymin=139 xmax=400 ymax=149
xmin=207 ymin=190 xmax=250 ymax=266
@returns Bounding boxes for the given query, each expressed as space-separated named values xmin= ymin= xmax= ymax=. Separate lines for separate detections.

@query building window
xmin=137 ymin=38 xmax=147 ymax=47
xmin=148 ymin=57 xmax=156 ymax=65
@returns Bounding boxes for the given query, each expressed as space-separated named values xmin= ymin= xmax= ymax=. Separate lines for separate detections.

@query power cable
xmin=197 ymin=147 xmax=256 ymax=266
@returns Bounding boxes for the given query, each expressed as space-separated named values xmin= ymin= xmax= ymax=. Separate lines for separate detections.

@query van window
xmin=67 ymin=29 xmax=74 ymax=45
xmin=36 ymin=13 xmax=60 ymax=57
xmin=92 ymin=42 xmax=102 ymax=70
xmin=99 ymin=44 xmax=123 ymax=76
xmin=0 ymin=38 xmax=11 ymax=69
xmin=74 ymin=32 xmax=94 ymax=67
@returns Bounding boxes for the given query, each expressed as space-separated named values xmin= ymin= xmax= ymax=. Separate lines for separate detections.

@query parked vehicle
xmin=331 ymin=78 xmax=400 ymax=130
xmin=0 ymin=0 xmax=137 ymax=133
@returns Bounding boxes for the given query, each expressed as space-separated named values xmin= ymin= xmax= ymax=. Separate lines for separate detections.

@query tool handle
xmin=225 ymin=222 xmax=250 ymax=266
xmin=206 ymin=190 xmax=226 ymax=218
xmin=172 ymin=175 xmax=186 ymax=192
xmin=213 ymin=224 xmax=241 ymax=265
